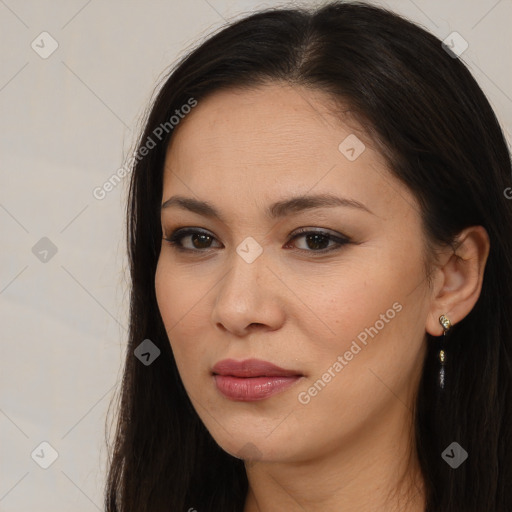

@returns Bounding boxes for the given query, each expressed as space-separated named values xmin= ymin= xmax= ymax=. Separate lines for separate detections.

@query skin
xmin=154 ymin=83 xmax=490 ymax=511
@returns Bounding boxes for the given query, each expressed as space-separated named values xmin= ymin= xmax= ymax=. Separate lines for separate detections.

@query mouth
xmin=212 ymin=358 xmax=304 ymax=401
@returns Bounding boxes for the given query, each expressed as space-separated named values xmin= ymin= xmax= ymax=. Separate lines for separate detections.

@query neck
xmin=243 ymin=398 xmax=425 ymax=512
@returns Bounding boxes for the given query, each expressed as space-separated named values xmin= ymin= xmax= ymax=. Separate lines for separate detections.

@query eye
xmin=162 ymin=227 xmax=350 ymax=254
xmin=163 ymin=228 xmax=221 ymax=251
xmin=285 ymin=228 xmax=350 ymax=253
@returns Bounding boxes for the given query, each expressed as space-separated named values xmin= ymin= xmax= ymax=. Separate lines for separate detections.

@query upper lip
xmin=212 ymin=358 xmax=302 ymax=378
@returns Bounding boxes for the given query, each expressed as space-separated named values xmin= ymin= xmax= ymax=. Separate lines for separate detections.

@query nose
xmin=210 ymin=247 xmax=286 ymax=337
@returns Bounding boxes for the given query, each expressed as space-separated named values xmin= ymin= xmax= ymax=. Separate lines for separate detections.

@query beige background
xmin=1 ymin=0 xmax=511 ymax=510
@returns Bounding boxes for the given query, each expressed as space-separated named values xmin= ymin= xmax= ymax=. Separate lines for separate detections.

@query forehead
xmin=169 ymin=84 xmax=368 ymax=155
xmin=161 ymin=83 xmax=414 ymax=223
xmin=166 ymin=84 xmax=382 ymax=173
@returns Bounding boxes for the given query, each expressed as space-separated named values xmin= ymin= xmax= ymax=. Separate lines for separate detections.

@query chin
xmin=204 ymin=418 xmax=307 ymax=464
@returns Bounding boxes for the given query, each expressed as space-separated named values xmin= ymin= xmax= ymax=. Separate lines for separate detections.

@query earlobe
xmin=425 ymin=225 xmax=490 ymax=337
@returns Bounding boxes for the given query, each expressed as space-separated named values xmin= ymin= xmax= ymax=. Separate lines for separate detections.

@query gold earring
xmin=438 ymin=314 xmax=452 ymax=390
xmin=439 ymin=314 xmax=452 ymax=333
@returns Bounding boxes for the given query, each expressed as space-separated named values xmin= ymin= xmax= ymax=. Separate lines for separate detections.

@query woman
xmin=105 ymin=2 xmax=512 ymax=511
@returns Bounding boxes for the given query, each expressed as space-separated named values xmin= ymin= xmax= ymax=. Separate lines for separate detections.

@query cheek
xmin=294 ymin=245 xmax=427 ymax=397
xmin=154 ymin=258 xmax=209 ymax=367
xmin=155 ymin=258 xmax=178 ymax=331
xmin=290 ymin=254 xmax=410 ymax=352
xmin=155 ymin=255 xmax=209 ymax=324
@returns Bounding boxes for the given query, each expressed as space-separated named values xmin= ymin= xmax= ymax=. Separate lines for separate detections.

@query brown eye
xmin=297 ymin=232 xmax=331 ymax=250
xmin=285 ymin=229 xmax=350 ymax=254
xmin=187 ymin=232 xmax=214 ymax=249
xmin=163 ymin=228 xmax=222 ymax=251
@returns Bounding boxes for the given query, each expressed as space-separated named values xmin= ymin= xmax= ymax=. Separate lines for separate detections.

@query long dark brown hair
xmin=104 ymin=2 xmax=512 ymax=510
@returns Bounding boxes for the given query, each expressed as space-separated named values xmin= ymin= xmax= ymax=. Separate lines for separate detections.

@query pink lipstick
xmin=212 ymin=358 xmax=303 ymax=401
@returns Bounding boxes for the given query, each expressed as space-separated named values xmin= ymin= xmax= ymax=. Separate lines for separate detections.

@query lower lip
xmin=213 ymin=375 xmax=302 ymax=401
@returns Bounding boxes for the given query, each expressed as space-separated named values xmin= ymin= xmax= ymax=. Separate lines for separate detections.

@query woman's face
xmin=155 ymin=83 xmax=433 ymax=463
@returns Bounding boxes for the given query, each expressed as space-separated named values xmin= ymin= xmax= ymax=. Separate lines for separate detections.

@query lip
xmin=212 ymin=358 xmax=301 ymax=378
xmin=212 ymin=358 xmax=303 ymax=401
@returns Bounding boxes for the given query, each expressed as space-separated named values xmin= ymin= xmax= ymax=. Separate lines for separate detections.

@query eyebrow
xmin=161 ymin=193 xmax=374 ymax=221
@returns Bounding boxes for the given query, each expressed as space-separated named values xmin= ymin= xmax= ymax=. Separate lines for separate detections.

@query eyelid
xmin=290 ymin=226 xmax=350 ymax=240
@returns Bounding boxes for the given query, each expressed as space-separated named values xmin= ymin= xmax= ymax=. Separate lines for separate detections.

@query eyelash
xmin=162 ymin=227 xmax=351 ymax=255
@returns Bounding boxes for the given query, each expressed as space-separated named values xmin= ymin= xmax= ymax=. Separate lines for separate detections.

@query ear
xmin=425 ymin=225 xmax=490 ymax=336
